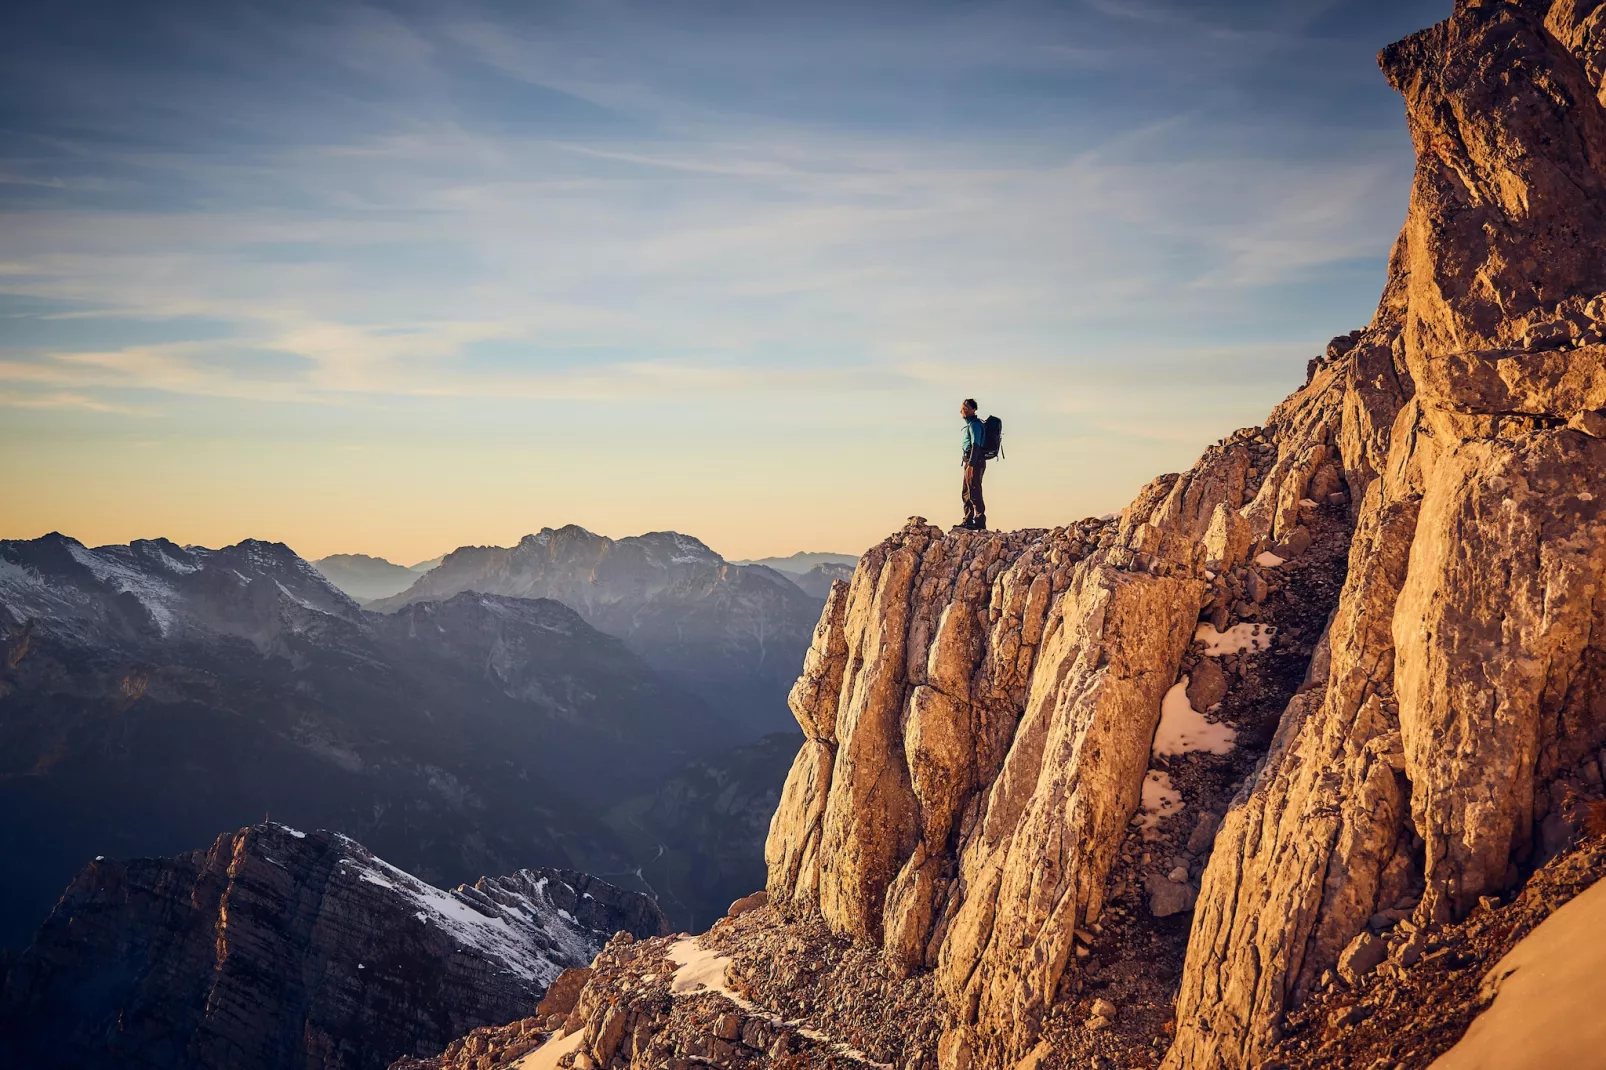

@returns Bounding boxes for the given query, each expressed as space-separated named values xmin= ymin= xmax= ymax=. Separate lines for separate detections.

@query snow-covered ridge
xmin=0 ymin=532 xmax=361 ymax=647
xmin=337 ymin=839 xmax=600 ymax=987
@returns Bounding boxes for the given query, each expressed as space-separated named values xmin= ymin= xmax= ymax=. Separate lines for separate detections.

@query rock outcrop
xmin=763 ymin=394 xmax=1348 ymax=1066
xmin=764 ymin=3 xmax=1606 ymax=1067
xmin=0 ymin=824 xmax=667 ymax=1070
xmin=1167 ymin=3 xmax=1606 ymax=1066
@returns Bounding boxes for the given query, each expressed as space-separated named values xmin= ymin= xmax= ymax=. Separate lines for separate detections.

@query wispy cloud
xmin=0 ymin=389 xmax=155 ymax=415
xmin=0 ymin=0 xmax=1446 ymax=554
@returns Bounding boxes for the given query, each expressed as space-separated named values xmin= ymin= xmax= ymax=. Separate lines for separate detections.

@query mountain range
xmin=368 ymin=526 xmax=832 ymax=735
xmin=311 ymin=554 xmax=440 ymax=603
xmin=730 ymin=551 xmax=860 ymax=576
xmin=0 ymin=532 xmax=729 ymax=950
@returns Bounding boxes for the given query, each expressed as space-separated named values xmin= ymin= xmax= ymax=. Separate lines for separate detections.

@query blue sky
xmin=0 ymin=0 xmax=1446 ymax=561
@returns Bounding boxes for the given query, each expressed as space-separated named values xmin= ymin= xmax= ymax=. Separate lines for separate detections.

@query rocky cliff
xmin=370 ymin=526 xmax=826 ymax=736
xmin=0 ymin=824 xmax=668 ymax=1070
xmin=470 ymin=3 xmax=1606 ymax=1068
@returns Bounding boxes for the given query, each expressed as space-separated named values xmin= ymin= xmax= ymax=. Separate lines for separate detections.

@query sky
xmin=0 ymin=0 xmax=1448 ymax=563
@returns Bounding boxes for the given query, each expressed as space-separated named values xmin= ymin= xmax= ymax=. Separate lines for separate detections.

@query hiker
xmin=960 ymin=398 xmax=987 ymax=530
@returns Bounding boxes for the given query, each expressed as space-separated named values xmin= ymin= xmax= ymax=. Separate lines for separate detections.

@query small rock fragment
xmin=1568 ymin=410 xmax=1606 ymax=438
xmin=726 ymin=890 xmax=769 ymax=918
xmin=1338 ymin=931 xmax=1386 ymax=986
xmin=1329 ymin=1003 xmax=1367 ymax=1029
xmin=1148 ymin=874 xmax=1198 ymax=917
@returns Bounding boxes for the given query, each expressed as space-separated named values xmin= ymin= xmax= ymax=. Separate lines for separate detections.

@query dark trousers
xmin=962 ymin=458 xmax=986 ymax=523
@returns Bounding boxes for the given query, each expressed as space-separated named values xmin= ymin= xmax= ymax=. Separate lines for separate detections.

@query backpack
xmin=982 ymin=415 xmax=1004 ymax=460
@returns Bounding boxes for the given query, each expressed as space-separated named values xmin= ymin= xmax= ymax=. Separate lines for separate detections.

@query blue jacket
xmin=962 ymin=414 xmax=986 ymax=463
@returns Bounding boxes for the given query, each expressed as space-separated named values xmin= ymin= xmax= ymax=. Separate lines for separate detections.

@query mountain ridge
xmin=370 ymin=524 xmax=828 ymax=737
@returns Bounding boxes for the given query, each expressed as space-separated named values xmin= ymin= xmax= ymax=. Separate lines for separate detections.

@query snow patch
xmin=1195 ymin=622 xmax=1276 ymax=656
xmin=668 ymin=937 xmax=735 ymax=998
xmin=1133 ymin=770 xmax=1183 ymax=830
xmin=1430 ymin=877 xmax=1606 ymax=1070
xmin=65 ymin=542 xmax=181 ymax=635
xmin=665 ymin=938 xmax=890 ymax=1068
xmin=1153 ymin=680 xmax=1236 ymax=757
xmin=339 ymin=852 xmax=600 ymax=988
xmin=513 ymin=1029 xmax=584 ymax=1070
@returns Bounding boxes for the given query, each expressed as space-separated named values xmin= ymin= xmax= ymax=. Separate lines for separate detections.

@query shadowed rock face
xmin=0 ymin=824 xmax=667 ymax=1070
xmin=370 ymin=526 xmax=827 ymax=736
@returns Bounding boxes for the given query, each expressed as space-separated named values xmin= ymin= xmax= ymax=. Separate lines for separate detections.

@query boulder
xmin=1337 ymin=932 xmax=1386 ymax=986
xmin=727 ymin=891 xmax=769 ymax=918
xmin=1148 ymin=874 xmax=1199 ymax=918
xmin=1185 ymin=660 xmax=1229 ymax=711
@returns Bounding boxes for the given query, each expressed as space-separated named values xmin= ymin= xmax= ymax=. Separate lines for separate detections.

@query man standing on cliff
xmin=960 ymin=398 xmax=987 ymax=531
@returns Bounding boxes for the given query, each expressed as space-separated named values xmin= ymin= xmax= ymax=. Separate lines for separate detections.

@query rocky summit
xmin=370 ymin=526 xmax=828 ymax=736
xmin=0 ymin=823 xmax=668 ymax=1070
xmin=436 ymin=3 xmax=1606 ymax=1068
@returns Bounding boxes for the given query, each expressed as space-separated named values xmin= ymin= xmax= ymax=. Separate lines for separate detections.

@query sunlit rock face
xmin=764 ymin=4 xmax=1606 ymax=1068
xmin=1167 ymin=3 xmax=1606 ymax=1067
xmin=765 ymin=379 xmax=1342 ymax=1065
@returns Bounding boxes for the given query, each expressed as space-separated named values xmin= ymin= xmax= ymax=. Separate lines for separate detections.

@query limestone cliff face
xmin=765 ymin=389 xmax=1346 ymax=1065
xmin=1166 ymin=4 xmax=1606 ymax=1067
xmin=764 ymin=4 xmax=1606 ymax=1068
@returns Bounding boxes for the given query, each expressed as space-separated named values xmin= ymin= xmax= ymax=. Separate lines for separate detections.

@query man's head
xmin=960 ymin=398 xmax=977 ymax=418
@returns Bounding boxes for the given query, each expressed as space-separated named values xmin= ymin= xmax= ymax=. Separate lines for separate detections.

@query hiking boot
xmin=973 ymin=516 xmax=988 ymax=531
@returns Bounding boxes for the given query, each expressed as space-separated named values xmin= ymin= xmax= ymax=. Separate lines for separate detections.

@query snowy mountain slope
xmin=0 ymin=823 xmax=668 ymax=1070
